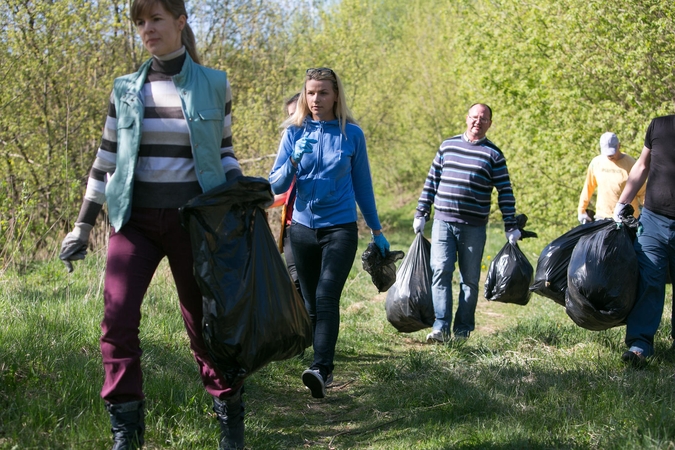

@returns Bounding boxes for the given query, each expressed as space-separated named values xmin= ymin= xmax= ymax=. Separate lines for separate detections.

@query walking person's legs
xmin=624 ymin=209 xmax=671 ymax=365
xmin=101 ymin=209 xmax=166 ymax=449
xmin=291 ymin=222 xmax=358 ymax=398
xmin=428 ymin=219 xmax=457 ymax=342
xmin=163 ymin=208 xmax=244 ymax=449
xmin=453 ymin=224 xmax=487 ymax=338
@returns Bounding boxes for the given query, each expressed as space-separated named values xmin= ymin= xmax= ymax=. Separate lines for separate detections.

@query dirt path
xmin=370 ymin=286 xmax=526 ymax=339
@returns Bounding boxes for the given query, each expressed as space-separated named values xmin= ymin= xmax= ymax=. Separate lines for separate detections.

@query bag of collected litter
xmin=484 ymin=242 xmax=534 ymax=306
xmin=565 ymin=222 xmax=638 ymax=330
xmin=180 ymin=176 xmax=312 ymax=386
xmin=484 ymin=213 xmax=537 ymax=305
xmin=361 ymin=243 xmax=405 ymax=292
xmin=529 ymin=219 xmax=617 ymax=306
xmin=385 ymin=233 xmax=435 ymax=332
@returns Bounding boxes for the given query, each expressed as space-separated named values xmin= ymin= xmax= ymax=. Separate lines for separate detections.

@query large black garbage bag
xmin=362 ymin=243 xmax=405 ymax=292
xmin=484 ymin=242 xmax=534 ymax=306
xmin=385 ymin=233 xmax=435 ymax=332
xmin=565 ymin=223 xmax=638 ymax=330
xmin=529 ymin=219 xmax=617 ymax=306
xmin=180 ymin=176 xmax=312 ymax=386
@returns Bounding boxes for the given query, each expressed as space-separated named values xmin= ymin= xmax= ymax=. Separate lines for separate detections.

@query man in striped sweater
xmin=413 ymin=103 xmax=521 ymax=343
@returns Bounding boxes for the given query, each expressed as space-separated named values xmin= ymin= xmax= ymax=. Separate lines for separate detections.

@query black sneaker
xmin=621 ymin=350 xmax=647 ymax=368
xmin=302 ymin=369 xmax=326 ymax=398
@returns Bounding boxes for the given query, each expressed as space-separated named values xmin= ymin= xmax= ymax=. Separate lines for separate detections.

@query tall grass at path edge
xmin=1 ymin=221 xmax=674 ymax=449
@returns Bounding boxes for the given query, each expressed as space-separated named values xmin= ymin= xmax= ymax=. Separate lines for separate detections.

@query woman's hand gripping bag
xmin=180 ymin=176 xmax=312 ymax=386
xmin=385 ymin=233 xmax=435 ymax=332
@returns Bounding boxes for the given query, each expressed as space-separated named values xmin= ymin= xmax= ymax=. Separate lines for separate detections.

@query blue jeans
xmin=290 ymin=222 xmax=358 ymax=374
xmin=625 ymin=208 xmax=675 ymax=356
xmin=430 ymin=219 xmax=486 ymax=337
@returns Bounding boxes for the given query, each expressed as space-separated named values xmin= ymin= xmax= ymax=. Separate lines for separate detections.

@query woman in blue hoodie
xmin=269 ymin=67 xmax=389 ymax=399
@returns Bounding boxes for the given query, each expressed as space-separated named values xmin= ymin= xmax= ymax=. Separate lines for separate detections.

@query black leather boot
xmin=105 ymin=400 xmax=145 ymax=450
xmin=212 ymin=388 xmax=245 ymax=450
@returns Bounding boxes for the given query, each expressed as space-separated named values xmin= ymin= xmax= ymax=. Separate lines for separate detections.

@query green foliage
xmin=307 ymin=0 xmax=675 ymax=233
xmin=4 ymin=0 xmax=675 ymax=265
xmin=2 ymin=256 xmax=675 ymax=449
xmin=0 ymin=0 xmax=133 ymax=269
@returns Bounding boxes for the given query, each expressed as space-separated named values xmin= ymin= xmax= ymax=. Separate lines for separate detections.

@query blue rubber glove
xmin=291 ymin=137 xmax=317 ymax=164
xmin=372 ymin=232 xmax=390 ymax=257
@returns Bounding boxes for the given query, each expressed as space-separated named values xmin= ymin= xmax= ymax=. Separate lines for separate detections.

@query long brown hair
xmin=130 ymin=0 xmax=201 ymax=64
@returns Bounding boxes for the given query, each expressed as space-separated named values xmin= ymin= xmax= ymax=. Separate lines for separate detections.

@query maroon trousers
xmin=100 ymin=208 xmax=235 ymax=403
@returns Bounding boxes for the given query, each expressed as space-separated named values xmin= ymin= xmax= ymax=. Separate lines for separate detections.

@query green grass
xmin=1 ymin=224 xmax=674 ymax=449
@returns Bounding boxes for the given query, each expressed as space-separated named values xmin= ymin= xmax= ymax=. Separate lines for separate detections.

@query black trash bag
xmin=530 ymin=207 xmax=638 ymax=306
xmin=565 ymin=223 xmax=638 ymax=330
xmin=515 ymin=213 xmax=538 ymax=240
xmin=361 ymin=243 xmax=405 ymax=292
xmin=385 ymin=233 xmax=435 ymax=332
xmin=180 ymin=176 xmax=312 ymax=386
xmin=529 ymin=219 xmax=620 ymax=306
xmin=484 ymin=241 xmax=534 ymax=306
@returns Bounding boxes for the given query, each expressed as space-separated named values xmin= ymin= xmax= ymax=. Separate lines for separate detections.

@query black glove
xmin=59 ymin=223 xmax=92 ymax=272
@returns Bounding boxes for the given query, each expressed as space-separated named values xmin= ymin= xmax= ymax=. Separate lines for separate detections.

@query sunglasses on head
xmin=306 ymin=67 xmax=335 ymax=77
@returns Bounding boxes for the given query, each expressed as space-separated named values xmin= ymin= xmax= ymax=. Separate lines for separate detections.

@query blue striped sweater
xmin=416 ymin=133 xmax=517 ymax=231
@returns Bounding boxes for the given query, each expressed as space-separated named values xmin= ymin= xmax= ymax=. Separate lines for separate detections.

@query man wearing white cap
xmin=577 ymin=131 xmax=645 ymax=223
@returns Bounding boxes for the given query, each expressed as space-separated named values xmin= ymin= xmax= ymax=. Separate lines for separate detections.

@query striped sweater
xmin=416 ymin=133 xmax=517 ymax=231
xmin=76 ymin=51 xmax=239 ymax=227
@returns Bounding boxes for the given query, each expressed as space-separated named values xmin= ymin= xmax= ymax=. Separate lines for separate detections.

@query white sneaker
xmin=426 ymin=330 xmax=444 ymax=343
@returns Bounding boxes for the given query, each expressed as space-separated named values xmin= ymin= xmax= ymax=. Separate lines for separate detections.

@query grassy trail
xmin=1 ymin=230 xmax=674 ymax=449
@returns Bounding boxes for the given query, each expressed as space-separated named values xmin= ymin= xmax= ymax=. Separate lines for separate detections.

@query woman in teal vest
xmin=59 ymin=0 xmax=244 ymax=448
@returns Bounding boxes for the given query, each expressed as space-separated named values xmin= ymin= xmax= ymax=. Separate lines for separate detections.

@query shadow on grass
xmin=244 ymin=325 xmax=675 ymax=450
xmin=3 ymin=288 xmax=675 ymax=449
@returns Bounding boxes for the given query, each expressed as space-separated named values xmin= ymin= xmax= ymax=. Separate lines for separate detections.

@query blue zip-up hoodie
xmin=269 ymin=118 xmax=382 ymax=230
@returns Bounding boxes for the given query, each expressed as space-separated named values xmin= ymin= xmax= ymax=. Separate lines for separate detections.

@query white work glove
xmin=506 ymin=229 xmax=521 ymax=245
xmin=578 ymin=212 xmax=591 ymax=224
xmin=613 ymin=202 xmax=629 ymax=223
xmin=413 ymin=217 xmax=426 ymax=234
xmin=59 ymin=223 xmax=93 ymax=273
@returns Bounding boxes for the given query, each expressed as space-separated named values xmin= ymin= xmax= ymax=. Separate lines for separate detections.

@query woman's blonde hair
xmin=283 ymin=68 xmax=356 ymax=135
xmin=130 ymin=0 xmax=201 ymax=65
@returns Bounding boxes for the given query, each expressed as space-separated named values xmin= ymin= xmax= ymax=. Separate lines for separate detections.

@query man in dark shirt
xmin=614 ymin=115 xmax=675 ymax=367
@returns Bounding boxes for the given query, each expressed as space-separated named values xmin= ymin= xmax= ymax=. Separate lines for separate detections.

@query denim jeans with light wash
xmin=290 ymin=221 xmax=358 ymax=375
xmin=625 ymin=208 xmax=675 ymax=356
xmin=430 ymin=219 xmax=486 ymax=337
